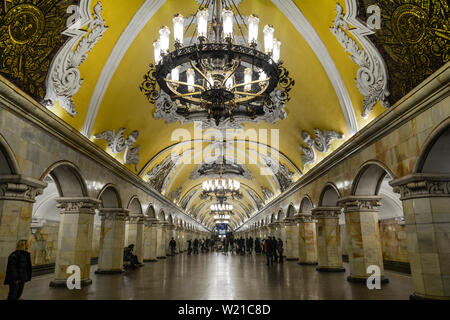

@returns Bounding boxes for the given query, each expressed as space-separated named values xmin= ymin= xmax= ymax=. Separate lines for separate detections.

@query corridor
xmin=23 ymin=253 xmax=413 ymax=300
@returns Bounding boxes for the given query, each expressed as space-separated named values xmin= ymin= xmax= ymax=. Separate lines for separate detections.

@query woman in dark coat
xmin=4 ymin=240 xmax=32 ymax=300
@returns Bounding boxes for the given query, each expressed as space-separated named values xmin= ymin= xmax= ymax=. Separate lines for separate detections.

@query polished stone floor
xmin=23 ymin=252 xmax=413 ymax=300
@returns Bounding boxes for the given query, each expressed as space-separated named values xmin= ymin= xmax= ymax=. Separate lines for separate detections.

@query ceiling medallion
xmin=140 ymin=0 xmax=294 ymax=127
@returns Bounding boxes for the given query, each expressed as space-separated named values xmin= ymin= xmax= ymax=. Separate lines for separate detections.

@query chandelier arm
xmin=164 ymin=78 xmax=206 ymax=91
xmin=221 ymin=59 xmax=241 ymax=86
xmin=227 ymin=0 xmax=247 ymax=42
xmin=190 ymin=60 xmax=214 ymax=87
xmin=230 ymin=77 xmax=271 ymax=90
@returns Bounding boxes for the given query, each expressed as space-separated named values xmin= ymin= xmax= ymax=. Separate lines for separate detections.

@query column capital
xmin=99 ymin=208 xmax=129 ymax=220
xmin=338 ymin=195 xmax=382 ymax=212
xmin=0 ymin=175 xmax=47 ymax=202
xmin=295 ymin=214 xmax=317 ymax=223
xmin=283 ymin=217 xmax=298 ymax=226
xmin=144 ymin=217 xmax=159 ymax=226
xmin=127 ymin=213 xmax=145 ymax=224
xmin=390 ymin=173 xmax=450 ymax=200
xmin=311 ymin=206 xmax=342 ymax=219
xmin=56 ymin=197 xmax=101 ymax=214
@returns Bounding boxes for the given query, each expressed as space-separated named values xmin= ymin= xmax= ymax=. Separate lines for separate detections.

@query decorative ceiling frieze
xmin=168 ymin=186 xmax=182 ymax=204
xmin=145 ymin=154 xmax=177 ymax=193
xmin=300 ymin=129 xmax=344 ymax=171
xmin=261 ymin=186 xmax=274 ymax=202
xmin=330 ymin=0 xmax=390 ymax=118
xmin=45 ymin=1 xmax=108 ymax=117
xmin=94 ymin=128 xmax=140 ymax=171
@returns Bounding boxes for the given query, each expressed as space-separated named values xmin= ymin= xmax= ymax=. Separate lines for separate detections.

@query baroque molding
xmin=311 ymin=207 xmax=342 ymax=219
xmin=338 ymin=196 xmax=382 ymax=212
xmin=296 ymin=214 xmax=317 ymax=223
xmin=94 ymin=128 xmax=140 ymax=171
xmin=56 ymin=197 xmax=101 ymax=214
xmin=330 ymin=1 xmax=390 ymax=118
xmin=300 ymin=129 xmax=344 ymax=171
xmin=261 ymin=186 xmax=274 ymax=202
xmin=44 ymin=1 xmax=108 ymax=117
xmin=0 ymin=175 xmax=47 ymax=203
xmin=390 ymin=174 xmax=450 ymax=200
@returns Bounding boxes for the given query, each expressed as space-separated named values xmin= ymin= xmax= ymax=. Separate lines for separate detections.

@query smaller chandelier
xmin=210 ymin=203 xmax=233 ymax=212
xmin=202 ymin=178 xmax=241 ymax=201
xmin=214 ymin=214 xmax=231 ymax=220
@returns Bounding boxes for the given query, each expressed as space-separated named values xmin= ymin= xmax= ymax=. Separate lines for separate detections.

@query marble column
xmin=166 ymin=224 xmax=174 ymax=256
xmin=156 ymin=222 xmax=167 ymax=259
xmin=50 ymin=197 xmax=101 ymax=287
xmin=312 ymin=207 xmax=345 ymax=272
xmin=339 ymin=196 xmax=388 ymax=283
xmin=95 ymin=208 xmax=129 ymax=274
xmin=297 ymin=214 xmax=318 ymax=265
xmin=143 ymin=217 xmax=158 ymax=262
xmin=0 ymin=175 xmax=46 ymax=299
xmin=285 ymin=218 xmax=299 ymax=261
xmin=126 ymin=214 xmax=145 ymax=265
xmin=391 ymin=174 xmax=450 ymax=300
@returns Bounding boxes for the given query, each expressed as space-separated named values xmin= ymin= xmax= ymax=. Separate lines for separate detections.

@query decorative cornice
xmin=390 ymin=174 xmax=450 ymax=200
xmin=330 ymin=1 xmax=390 ymax=118
xmin=0 ymin=175 xmax=47 ymax=203
xmin=45 ymin=1 xmax=108 ymax=117
xmin=311 ymin=207 xmax=342 ymax=219
xmin=296 ymin=214 xmax=317 ymax=223
xmin=338 ymin=195 xmax=382 ymax=212
xmin=99 ymin=208 xmax=130 ymax=220
xmin=271 ymin=0 xmax=358 ymax=135
xmin=56 ymin=197 xmax=101 ymax=214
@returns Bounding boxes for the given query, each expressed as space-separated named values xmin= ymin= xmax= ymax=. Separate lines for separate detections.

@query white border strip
xmin=82 ymin=0 xmax=166 ymax=137
xmin=272 ymin=0 xmax=358 ymax=135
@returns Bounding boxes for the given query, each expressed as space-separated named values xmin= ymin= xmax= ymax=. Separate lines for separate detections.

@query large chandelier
xmin=140 ymin=0 xmax=294 ymax=126
xmin=201 ymin=177 xmax=241 ymax=201
xmin=210 ymin=203 xmax=233 ymax=212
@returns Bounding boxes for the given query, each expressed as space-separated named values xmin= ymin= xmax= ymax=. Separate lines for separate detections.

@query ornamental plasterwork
xmin=94 ymin=128 xmax=141 ymax=171
xmin=168 ymin=187 xmax=182 ymax=204
xmin=189 ymin=157 xmax=253 ymax=180
xmin=179 ymin=188 xmax=198 ymax=210
xmin=300 ymin=129 xmax=344 ymax=171
xmin=146 ymin=153 xmax=181 ymax=192
xmin=330 ymin=1 xmax=390 ymax=118
xmin=45 ymin=1 xmax=108 ymax=117
xmin=245 ymin=188 xmax=264 ymax=211
xmin=259 ymin=153 xmax=296 ymax=192
xmin=261 ymin=186 xmax=274 ymax=202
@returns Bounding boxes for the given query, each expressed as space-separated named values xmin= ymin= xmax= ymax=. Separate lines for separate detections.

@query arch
xmin=97 ymin=184 xmax=122 ymax=208
xmin=146 ymin=205 xmax=156 ymax=218
xmin=299 ymin=195 xmax=314 ymax=214
xmin=127 ymin=196 xmax=143 ymax=215
xmin=277 ymin=209 xmax=285 ymax=221
xmin=286 ymin=204 xmax=296 ymax=218
xmin=351 ymin=160 xmax=395 ymax=195
xmin=270 ymin=213 xmax=276 ymax=223
xmin=0 ymin=133 xmax=19 ymax=174
xmin=40 ymin=161 xmax=88 ymax=197
xmin=158 ymin=209 xmax=166 ymax=221
xmin=415 ymin=117 xmax=450 ymax=174
xmin=319 ymin=183 xmax=341 ymax=207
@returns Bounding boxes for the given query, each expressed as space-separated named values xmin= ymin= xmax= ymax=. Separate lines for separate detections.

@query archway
xmin=416 ymin=122 xmax=450 ymax=173
xmin=125 ymin=196 xmax=144 ymax=263
xmin=299 ymin=196 xmax=313 ymax=214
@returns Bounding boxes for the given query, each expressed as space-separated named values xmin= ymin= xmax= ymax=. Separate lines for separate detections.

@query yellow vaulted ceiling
xmin=45 ymin=0 xmax=389 ymax=229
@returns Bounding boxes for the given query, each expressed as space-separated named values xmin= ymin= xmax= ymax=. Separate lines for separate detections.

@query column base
xmin=298 ymin=261 xmax=318 ymax=266
xmin=143 ymin=259 xmax=158 ymax=262
xmin=316 ymin=267 xmax=345 ymax=272
xmin=347 ymin=275 xmax=389 ymax=284
xmin=49 ymin=278 xmax=92 ymax=288
xmin=157 ymin=256 xmax=167 ymax=259
xmin=95 ymin=269 xmax=124 ymax=275
xmin=286 ymin=258 xmax=299 ymax=261
xmin=410 ymin=293 xmax=450 ymax=300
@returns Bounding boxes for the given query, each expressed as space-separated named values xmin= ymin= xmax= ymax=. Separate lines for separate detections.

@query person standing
xmin=193 ymin=238 xmax=199 ymax=255
xmin=277 ymin=238 xmax=284 ymax=263
xmin=187 ymin=239 xmax=192 ymax=255
xmin=272 ymin=236 xmax=278 ymax=263
xmin=248 ymin=236 xmax=254 ymax=254
xmin=266 ymin=236 xmax=275 ymax=266
xmin=169 ymin=237 xmax=177 ymax=256
xmin=4 ymin=240 xmax=32 ymax=300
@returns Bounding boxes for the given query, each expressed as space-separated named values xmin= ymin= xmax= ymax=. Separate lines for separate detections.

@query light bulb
xmin=263 ymin=25 xmax=274 ymax=54
xmin=171 ymin=66 xmax=180 ymax=82
xmin=197 ymin=8 xmax=209 ymax=38
xmin=225 ymin=76 xmax=234 ymax=90
xmin=248 ymin=14 xmax=259 ymax=45
xmin=207 ymin=73 xmax=214 ymax=88
xmin=244 ymin=68 xmax=252 ymax=92
xmin=273 ymin=39 xmax=281 ymax=62
xmin=187 ymin=68 xmax=195 ymax=92
xmin=159 ymin=26 xmax=171 ymax=53
xmin=153 ymin=40 xmax=161 ymax=64
xmin=173 ymin=14 xmax=184 ymax=45
xmin=222 ymin=8 xmax=234 ymax=38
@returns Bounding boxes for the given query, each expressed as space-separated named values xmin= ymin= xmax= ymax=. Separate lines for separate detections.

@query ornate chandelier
xmin=140 ymin=0 xmax=294 ymax=127
xmin=210 ymin=203 xmax=233 ymax=212
xmin=201 ymin=177 xmax=241 ymax=201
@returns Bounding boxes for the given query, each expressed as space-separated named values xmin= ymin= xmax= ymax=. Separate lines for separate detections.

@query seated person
xmin=123 ymin=244 xmax=139 ymax=268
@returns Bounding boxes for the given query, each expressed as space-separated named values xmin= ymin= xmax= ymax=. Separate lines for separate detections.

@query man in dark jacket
xmin=169 ymin=237 xmax=176 ymax=256
xmin=123 ymin=244 xmax=139 ymax=267
xmin=193 ymin=238 xmax=199 ymax=255
xmin=4 ymin=240 xmax=32 ymax=300
xmin=266 ymin=236 xmax=276 ymax=266
xmin=187 ymin=239 xmax=192 ymax=255
xmin=248 ymin=237 xmax=254 ymax=254
xmin=277 ymin=238 xmax=284 ymax=263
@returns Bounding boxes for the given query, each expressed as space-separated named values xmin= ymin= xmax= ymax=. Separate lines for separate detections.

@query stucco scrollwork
xmin=300 ymin=129 xmax=344 ymax=171
xmin=330 ymin=1 xmax=390 ymax=118
xmin=45 ymin=1 xmax=108 ymax=117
